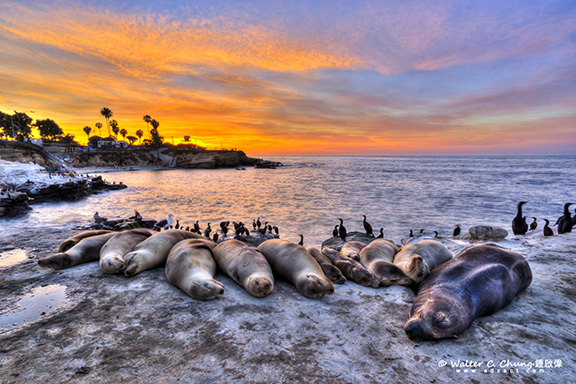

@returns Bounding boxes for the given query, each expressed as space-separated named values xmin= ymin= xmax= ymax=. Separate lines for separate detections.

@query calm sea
xmin=4 ymin=155 xmax=576 ymax=248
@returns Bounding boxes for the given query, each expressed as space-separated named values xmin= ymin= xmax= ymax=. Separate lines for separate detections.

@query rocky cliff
xmin=0 ymin=140 xmax=59 ymax=170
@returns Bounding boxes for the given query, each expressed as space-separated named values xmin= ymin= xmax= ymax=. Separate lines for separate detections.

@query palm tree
xmin=83 ymin=126 xmax=92 ymax=142
xmin=119 ymin=128 xmax=127 ymax=141
xmin=95 ymin=122 xmax=103 ymax=136
xmin=143 ymin=115 xmax=151 ymax=138
xmin=100 ymin=107 xmax=113 ymax=137
xmin=136 ymin=129 xmax=143 ymax=144
xmin=110 ymin=119 xmax=119 ymax=138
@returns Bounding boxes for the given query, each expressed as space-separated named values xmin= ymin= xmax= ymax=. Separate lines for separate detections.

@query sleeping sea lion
xmin=340 ymin=241 xmax=367 ymax=261
xmin=321 ymin=247 xmax=380 ymax=288
xmin=58 ymin=230 xmax=113 ymax=252
xmin=308 ymin=247 xmax=346 ymax=284
xmin=212 ymin=239 xmax=274 ymax=297
xmin=165 ymin=238 xmax=224 ymax=301
xmin=257 ymin=239 xmax=334 ymax=299
xmin=99 ymin=228 xmax=156 ymax=274
xmin=123 ymin=229 xmax=205 ymax=276
xmin=39 ymin=232 xmax=116 ymax=270
xmin=393 ymin=240 xmax=453 ymax=283
xmin=358 ymin=239 xmax=412 ymax=286
xmin=404 ymin=244 xmax=532 ymax=341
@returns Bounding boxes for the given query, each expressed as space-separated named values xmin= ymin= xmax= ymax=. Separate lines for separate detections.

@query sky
xmin=0 ymin=0 xmax=575 ymax=155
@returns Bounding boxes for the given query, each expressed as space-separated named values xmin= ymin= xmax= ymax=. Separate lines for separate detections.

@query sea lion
xmin=308 ymin=247 xmax=346 ymax=284
xmin=404 ymin=244 xmax=532 ymax=341
xmin=340 ymin=241 xmax=367 ymax=261
xmin=321 ymin=247 xmax=380 ymax=288
xmin=165 ymin=239 xmax=224 ymax=301
xmin=358 ymin=239 xmax=412 ymax=286
xmin=123 ymin=229 xmax=205 ymax=277
xmin=58 ymin=230 xmax=112 ymax=252
xmin=393 ymin=240 xmax=453 ymax=283
xmin=39 ymin=232 xmax=116 ymax=270
xmin=212 ymin=240 xmax=274 ymax=297
xmin=99 ymin=228 xmax=156 ymax=274
xmin=257 ymin=239 xmax=334 ymax=299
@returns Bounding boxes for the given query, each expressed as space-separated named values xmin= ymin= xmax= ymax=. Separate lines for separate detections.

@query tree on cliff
xmin=95 ymin=122 xmax=103 ymax=136
xmin=83 ymin=126 xmax=92 ymax=141
xmin=143 ymin=115 xmax=151 ymax=138
xmin=35 ymin=119 xmax=63 ymax=141
xmin=100 ymin=107 xmax=113 ymax=137
xmin=149 ymin=119 xmax=163 ymax=161
xmin=7 ymin=112 xmax=33 ymax=141
xmin=136 ymin=129 xmax=143 ymax=144
xmin=110 ymin=119 xmax=119 ymax=139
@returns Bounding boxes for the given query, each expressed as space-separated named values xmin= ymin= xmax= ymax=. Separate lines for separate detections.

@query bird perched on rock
xmin=154 ymin=213 xmax=173 ymax=231
xmin=338 ymin=218 xmax=347 ymax=240
xmin=332 ymin=225 xmax=339 ymax=237
xmin=362 ymin=215 xmax=374 ymax=237
xmin=557 ymin=203 xmax=574 ymax=234
xmin=298 ymin=234 xmax=304 ymax=246
xmin=453 ymin=225 xmax=461 ymax=237
xmin=529 ymin=217 xmax=538 ymax=231
xmin=543 ymin=219 xmax=554 ymax=237
xmin=93 ymin=212 xmax=107 ymax=224
xmin=129 ymin=210 xmax=142 ymax=221
xmin=511 ymin=201 xmax=528 ymax=235
xmin=376 ymin=228 xmax=384 ymax=238
xmin=174 ymin=220 xmax=180 ymax=230
xmin=204 ymin=223 xmax=212 ymax=238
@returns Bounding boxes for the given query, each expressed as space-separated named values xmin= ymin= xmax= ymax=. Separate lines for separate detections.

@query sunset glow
xmin=1 ymin=0 xmax=575 ymax=155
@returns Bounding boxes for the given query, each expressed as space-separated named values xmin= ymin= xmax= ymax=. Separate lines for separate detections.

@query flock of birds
xmin=512 ymin=201 xmax=575 ymax=236
xmin=93 ymin=201 xmax=575 ymax=248
xmin=94 ymin=211 xmax=281 ymax=243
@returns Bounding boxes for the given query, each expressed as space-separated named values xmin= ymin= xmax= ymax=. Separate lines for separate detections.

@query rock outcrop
xmin=0 ymin=140 xmax=58 ymax=170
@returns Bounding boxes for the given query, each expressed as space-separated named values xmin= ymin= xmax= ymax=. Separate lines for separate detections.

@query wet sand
xmin=0 ymin=228 xmax=575 ymax=383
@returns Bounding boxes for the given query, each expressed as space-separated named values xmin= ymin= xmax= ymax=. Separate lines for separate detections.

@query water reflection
xmin=0 ymin=249 xmax=28 ymax=267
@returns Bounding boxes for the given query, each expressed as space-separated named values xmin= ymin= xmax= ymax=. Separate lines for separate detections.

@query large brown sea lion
xmin=99 ymin=228 xmax=156 ymax=274
xmin=165 ymin=239 xmax=224 ymax=301
xmin=393 ymin=240 xmax=453 ymax=283
xmin=212 ymin=240 xmax=274 ymax=298
xmin=321 ymin=247 xmax=380 ymax=288
xmin=58 ymin=230 xmax=113 ymax=252
xmin=340 ymin=241 xmax=367 ymax=261
xmin=123 ymin=229 xmax=204 ymax=276
xmin=308 ymin=247 xmax=346 ymax=284
xmin=404 ymin=244 xmax=532 ymax=341
xmin=257 ymin=239 xmax=334 ymax=299
xmin=358 ymin=239 xmax=412 ymax=286
xmin=39 ymin=232 xmax=117 ymax=270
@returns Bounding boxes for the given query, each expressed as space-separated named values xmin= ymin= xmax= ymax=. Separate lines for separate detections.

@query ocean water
xmin=3 ymin=155 xmax=576 ymax=248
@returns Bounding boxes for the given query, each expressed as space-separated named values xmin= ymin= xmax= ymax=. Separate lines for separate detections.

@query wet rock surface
xmin=0 ymin=229 xmax=574 ymax=383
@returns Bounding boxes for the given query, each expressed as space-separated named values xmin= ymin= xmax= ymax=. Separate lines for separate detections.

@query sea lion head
xmin=245 ymin=276 xmax=274 ymax=298
xmin=189 ymin=279 xmax=225 ymax=301
xmin=375 ymin=262 xmax=414 ymax=286
xmin=297 ymin=274 xmax=335 ymax=299
xmin=404 ymin=297 xmax=466 ymax=341
xmin=122 ymin=251 xmax=142 ymax=277
xmin=405 ymin=256 xmax=429 ymax=283
xmin=38 ymin=253 xmax=72 ymax=270
xmin=99 ymin=256 xmax=125 ymax=274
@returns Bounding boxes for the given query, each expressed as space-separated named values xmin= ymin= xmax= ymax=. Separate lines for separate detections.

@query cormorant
xmin=213 ymin=233 xmax=219 ymax=242
xmin=194 ymin=221 xmax=200 ymax=233
xmin=256 ymin=217 xmax=261 ymax=229
xmin=362 ymin=215 xmax=374 ymax=236
xmin=332 ymin=225 xmax=339 ymax=237
xmin=174 ymin=220 xmax=180 ymax=230
xmin=204 ymin=223 xmax=212 ymax=238
xmin=273 ymin=226 xmax=279 ymax=235
xmin=338 ymin=218 xmax=347 ymax=240
xmin=557 ymin=203 xmax=574 ymax=234
xmin=253 ymin=219 xmax=257 ymax=230
xmin=409 ymin=229 xmax=414 ymax=237
xmin=543 ymin=219 xmax=554 ymax=237
xmin=298 ymin=234 xmax=304 ymax=246
xmin=511 ymin=201 xmax=528 ymax=235
xmin=529 ymin=217 xmax=538 ymax=231
xmin=376 ymin=228 xmax=384 ymax=238
xmin=453 ymin=225 xmax=461 ymax=237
